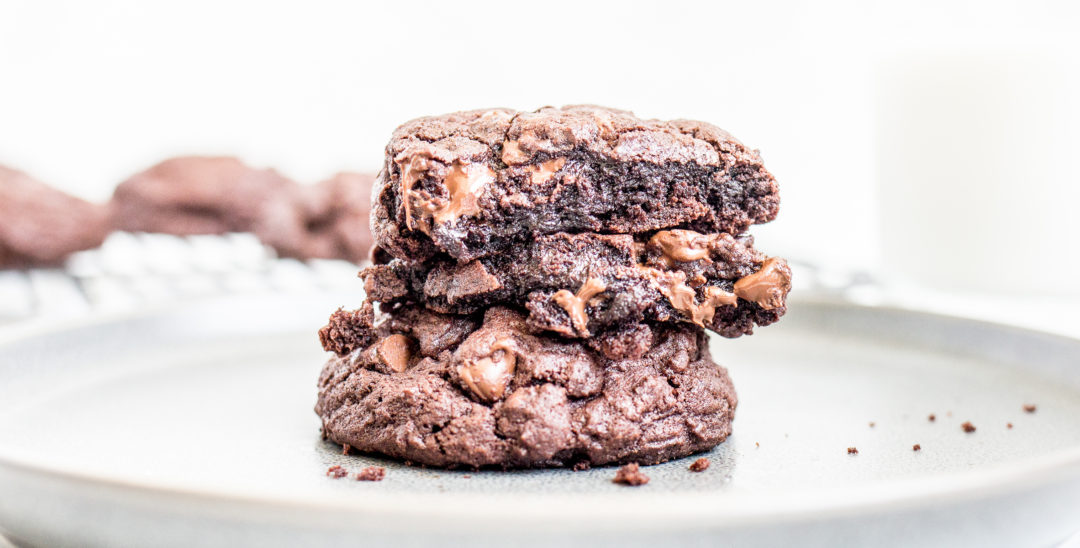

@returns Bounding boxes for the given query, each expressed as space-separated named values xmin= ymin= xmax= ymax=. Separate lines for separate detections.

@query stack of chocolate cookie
xmin=316 ymin=106 xmax=791 ymax=469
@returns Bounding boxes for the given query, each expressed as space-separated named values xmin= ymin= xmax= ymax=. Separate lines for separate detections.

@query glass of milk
xmin=875 ymin=45 xmax=1080 ymax=295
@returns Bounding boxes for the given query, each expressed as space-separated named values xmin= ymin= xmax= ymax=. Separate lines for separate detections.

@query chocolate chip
xmin=457 ymin=338 xmax=518 ymax=402
xmin=376 ymin=334 xmax=413 ymax=373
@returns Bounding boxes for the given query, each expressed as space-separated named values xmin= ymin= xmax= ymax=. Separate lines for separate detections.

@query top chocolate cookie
xmin=373 ymin=106 xmax=780 ymax=262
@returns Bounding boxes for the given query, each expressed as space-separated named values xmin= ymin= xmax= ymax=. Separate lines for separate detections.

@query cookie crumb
xmin=355 ymin=466 xmax=386 ymax=482
xmin=326 ymin=465 xmax=348 ymax=478
xmin=847 ymin=447 xmax=859 ymax=455
xmin=572 ymin=461 xmax=591 ymax=472
xmin=689 ymin=458 xmax=710 ymax=472
xmin=755 ymin=442 xmax=760 ymax=448
xmin=961 ymin=421 xmax=976 ymax=433
xmin=1007 ymin=422 xmax=1014 ymax=429
xmin=928 ymin=414 xmax=936 ymax=422
xmin=613 ymin=463 xmax=649 ymax=486
xmin=1023 ymin=404 xmax=1037 ymax=413
xmin=913 ymin=444 xmax=921 ymax=451
xmin=342 ymin=444 xmax=352 ymax=456
xmin=868 ymin=422 xmax=875 ymax=428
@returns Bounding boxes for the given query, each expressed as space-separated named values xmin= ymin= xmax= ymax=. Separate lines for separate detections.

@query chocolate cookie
xmin=372 ymin=105 xmax=780 ymax=262
xmin=112 ymin=157 xmax=377 ymax=263
xmin=0 ymin=165 xmax=110 ymax=268
xmin=316 ymin=305 xmax=737 ymax=468
xmin=111 ymin=156 xmax=300 ymax=237
xmin=363 ymin=230 xmax=790 ymax=339
xmin=267 ymin=172 xmax=376 ymax=263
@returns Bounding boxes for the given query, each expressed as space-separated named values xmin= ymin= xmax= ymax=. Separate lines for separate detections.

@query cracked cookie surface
xmin=316 ymin=306 xmax=737 ymax=468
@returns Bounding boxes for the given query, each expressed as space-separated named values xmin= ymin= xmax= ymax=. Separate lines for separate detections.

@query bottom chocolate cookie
xmin=315 ymin=306 xmax=737 ymax=468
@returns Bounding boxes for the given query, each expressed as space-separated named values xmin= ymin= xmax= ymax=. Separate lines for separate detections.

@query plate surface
xmin=0 ymin=293 xmax=1078 ymax=547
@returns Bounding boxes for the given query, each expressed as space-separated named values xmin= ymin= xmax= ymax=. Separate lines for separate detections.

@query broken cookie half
xmin=361 ymin=229 xmax=790 ymax=340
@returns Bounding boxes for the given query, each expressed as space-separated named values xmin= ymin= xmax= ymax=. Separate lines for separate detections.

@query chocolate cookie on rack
xmin=0 ymin=165 xmax=110 ymax=268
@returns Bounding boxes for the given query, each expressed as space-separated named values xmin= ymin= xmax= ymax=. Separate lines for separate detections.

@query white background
xmin=2 ymin=0 xmax=1078 ymax=274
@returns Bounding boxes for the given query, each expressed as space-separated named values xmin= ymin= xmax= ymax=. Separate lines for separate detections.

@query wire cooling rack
xmin=0 ymin=232 xmax=362 ymax=324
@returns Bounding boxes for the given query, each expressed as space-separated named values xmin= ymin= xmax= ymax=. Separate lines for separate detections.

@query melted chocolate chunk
xmin=551 ymin=278 xmax=607 ymax=336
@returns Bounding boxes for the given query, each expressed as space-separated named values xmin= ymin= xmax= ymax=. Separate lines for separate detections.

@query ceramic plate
xmin=0 ymin=293 xmax=1078 ymax=547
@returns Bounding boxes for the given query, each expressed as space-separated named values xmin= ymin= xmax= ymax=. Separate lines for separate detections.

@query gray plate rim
xmin=1 ymin=295 xmax=1079 ymax=528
